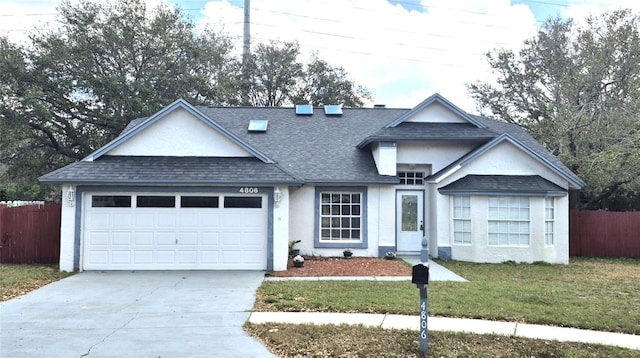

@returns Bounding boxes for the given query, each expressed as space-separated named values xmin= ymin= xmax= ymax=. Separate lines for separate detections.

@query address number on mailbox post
xmin=412 ymin=263 xmax=430 ymax=354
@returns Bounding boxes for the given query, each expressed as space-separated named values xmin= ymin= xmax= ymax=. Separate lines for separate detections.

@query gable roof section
xmin=84 ymin=99 xmax=273 ymax=163
xmin=438 ymin=175 xmax=567 ymax=196
xmin=357 ymin=122 xmax=496 ymax=148
xmin=384 ymin=93 xmax=486 ymax=128
xmin=428 ymin=132 xmax=585 ymax=189
xmin=39 ymin=156 xmax=301 ymax=185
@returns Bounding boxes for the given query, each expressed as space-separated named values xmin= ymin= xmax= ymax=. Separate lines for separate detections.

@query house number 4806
xmin=239 ymin=187 xmax=259 ymax=194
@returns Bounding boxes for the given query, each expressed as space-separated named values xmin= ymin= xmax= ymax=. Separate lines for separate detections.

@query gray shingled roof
xmin=39 ymin=101 xmax=583 ymax=188
xmin=356 ymin=122 xmax=496 ymax=147
xmin=438 ymin=175 xmax=567 ymax=196
xmin=39 ymin=156 xmax=300 ymax=185
xmin=194 ymin=106 xmax=407 ymax=184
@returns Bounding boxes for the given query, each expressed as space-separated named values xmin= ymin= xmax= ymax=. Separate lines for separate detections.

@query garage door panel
xmin=222 ymin=232 xmax=242 ymax=245
xmin=112 ymin=232 xmax=131 ymax=245
xmin=88 ymin=213 xmax=110 ymax=227
xmin=179 ymin=215 xmax=198 ymax=226
xmin=135 ymin=231 xmax=154 ymax=245
xmin=112 ymin=251 xmax=131 ymax=264
xmin=221 ymin=213 xmax=247 ymax=226
xmin=134 ymin=251 xmax=153 ymax=264
xmin=200 ymin=232 xmax=219 ymax=245
xmin=243 ymin=231 xmax=264 ymax=244
xmin=88 ymin=231 xmax=109 ymax=245
xmin=87 ymin=251 xmax=108 ymax=265
xmin=242 ymin=250 xmax=264 ymax=264
xmin=179 ymin=232 xmax=198 ymax=245
xmin=157 ymin=232 xmax=176 ymax=245
xmin=83 ymin=193 xmax=267 ymax=270
xmin=199 ymin=251 xmax=219 ymax=264
xmin=221 ymin=250 xmax=242 ymax=264
xmin=198 ymin=213 xmax=220 ymax=226
xmin=157 ymin=213 xmax=176 ymax=227
xmin=113 ymin=213 xmax=132 ymax=227
xmin=135 ymin=213 xmax=155 ymax=227
xmin=157 ymin=251 xmax=175 ymax=264
xmin=177 ymin=251 xmax=197 ymax=263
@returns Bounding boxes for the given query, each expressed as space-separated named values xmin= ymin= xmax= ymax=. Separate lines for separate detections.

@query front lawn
xmin=254 ymin=258 xmax=640 ymax=334
xmin=0 ymin=264 xmax=74 ymax=302
xmin=246 ymin=323 xmax=637 ymax=358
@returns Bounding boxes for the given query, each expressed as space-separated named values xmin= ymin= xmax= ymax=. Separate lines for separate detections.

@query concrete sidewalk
xmin=248 ymin=312 xmax=640 ymax=351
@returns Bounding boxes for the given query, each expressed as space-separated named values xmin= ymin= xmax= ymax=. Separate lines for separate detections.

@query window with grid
xmin=398 ymin=171 xmax=424 ymax=185
xmin=319 ymin=192 xmax=361 ymax=242
xmin=453 ymin=196 xmax=471 ymax=244
xmin=545 ymin=197 xmax=555 ymax=245
xmin=488 ymin=197 xmax=530 ymax=246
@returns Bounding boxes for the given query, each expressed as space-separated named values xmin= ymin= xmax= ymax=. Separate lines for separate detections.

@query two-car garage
xmin=82 ymin=192 xmax=268 ymax=270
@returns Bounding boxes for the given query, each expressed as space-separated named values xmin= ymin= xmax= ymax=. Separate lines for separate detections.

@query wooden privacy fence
xmin=0 ymin=204 xmax=61 ymax=264
xmin=570 ymin=210 xmax=640 ymax=258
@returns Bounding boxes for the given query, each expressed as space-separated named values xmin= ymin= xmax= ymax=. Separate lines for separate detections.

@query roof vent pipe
xmin=374 ymin=104 xmax=386 ymax=108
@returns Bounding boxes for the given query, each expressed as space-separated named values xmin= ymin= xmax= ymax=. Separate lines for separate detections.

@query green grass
xmin=254 ymin=258 xmax=640 ymax=334
xmin=0 ymin=264 xmax=74 ymax=301
xmin=245 ymin=323 xmax=638 ymax=358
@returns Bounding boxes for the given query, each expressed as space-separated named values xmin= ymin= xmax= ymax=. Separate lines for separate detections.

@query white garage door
xmin=82 ymin=193 xmax=268 ymax=270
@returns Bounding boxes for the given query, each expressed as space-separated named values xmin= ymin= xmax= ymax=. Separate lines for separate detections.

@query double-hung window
xmin=453 ymin=196 xmax=471 ymax=244
xmin=316 ymin=187 xmax=366 ymax=248
xmin=488 ymin=196 xmax=530 ymax=246
xmin=545 ymin=197 xmax=555 ymax=245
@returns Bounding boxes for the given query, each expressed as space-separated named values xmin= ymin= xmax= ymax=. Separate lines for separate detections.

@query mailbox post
xmin=412 ymin=263 xmax=429 ymax=354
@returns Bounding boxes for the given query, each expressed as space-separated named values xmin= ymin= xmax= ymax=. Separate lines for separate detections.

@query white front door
xmin=396 ymin=191 xmax=424 ymax=251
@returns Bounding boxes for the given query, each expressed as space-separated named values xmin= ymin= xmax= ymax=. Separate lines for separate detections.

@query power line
xmin=0 ymin=0 xmax=616 ymax=64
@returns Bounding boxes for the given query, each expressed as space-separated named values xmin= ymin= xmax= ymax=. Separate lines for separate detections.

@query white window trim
xmin=487 ymin=196 xmax=531 ymax=247
xmin=545 ymin=197 xmax=555 ymax=246
xmin=452 ymin=196 xmax=472 ymax=245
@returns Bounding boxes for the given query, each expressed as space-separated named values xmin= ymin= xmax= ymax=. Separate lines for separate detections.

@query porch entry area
xmin=396 ymin=190 xmax=424 ymax=252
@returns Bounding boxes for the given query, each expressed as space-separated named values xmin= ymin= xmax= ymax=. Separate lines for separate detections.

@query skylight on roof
xmin=295 ymin=104 xmax=313 ymax=115
xmin=248 ymin=119 xmax=268 ymax=132
xmin=324 ymin=104 xmax=343 ymax=116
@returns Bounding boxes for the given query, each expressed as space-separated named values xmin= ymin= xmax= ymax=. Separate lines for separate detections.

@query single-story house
xmin=40 ymin=93 xmax=584 ymax=272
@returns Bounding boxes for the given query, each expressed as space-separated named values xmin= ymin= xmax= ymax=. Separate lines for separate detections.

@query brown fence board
xmin=570 ymin=210 xmax=640 ymax=258
xmin=0 ymin=204 xmax=61 ymax=264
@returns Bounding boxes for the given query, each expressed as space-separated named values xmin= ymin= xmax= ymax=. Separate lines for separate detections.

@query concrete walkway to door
xmin=0 ymin=271 xmax=277 ymax=358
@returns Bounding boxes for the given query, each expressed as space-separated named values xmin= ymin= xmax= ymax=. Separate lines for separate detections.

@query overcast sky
xmin=1 ymin=0 xmax=639 ymax=112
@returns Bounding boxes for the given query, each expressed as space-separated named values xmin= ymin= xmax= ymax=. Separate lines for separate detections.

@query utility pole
xmin=241 ymin=0 xmax=250 ymax=105
xmin=243 ymin=0 xmax=250 ymax=65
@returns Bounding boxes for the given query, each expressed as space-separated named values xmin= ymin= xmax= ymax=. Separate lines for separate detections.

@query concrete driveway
xmin=1 ymin=271 xmax=277 ymax=358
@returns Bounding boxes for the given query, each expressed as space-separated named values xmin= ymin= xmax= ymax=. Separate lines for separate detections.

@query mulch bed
xmin=268 ymin=256 xmax=412 ymax=277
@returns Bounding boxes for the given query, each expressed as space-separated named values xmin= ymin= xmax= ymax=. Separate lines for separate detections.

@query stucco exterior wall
xmin=287 ymin=185 xmax=395 ymax=258
xmin=59 ymin=184 xmax=76 ymax=272
xmin=376 ymin=186 xmax=396 ymax=249
xmin=405 ymin=102 xmax=468 ymax=123
xmin=371 ymin=142 xmax=397 ymax=176
xmin=107 ymin=108 xmax=252 ymax=157
xmin=432 ymin=141 xmax=571 ymax=264
xmin=288 ymin=186 xmax=315 ymax=255
xmin=461 ymin=141 xmax=568 ymax=187
xmin=272 ymin=186 xmax=290 ymax=271
xmin=397 ymin=142 xmax=477 ymax=174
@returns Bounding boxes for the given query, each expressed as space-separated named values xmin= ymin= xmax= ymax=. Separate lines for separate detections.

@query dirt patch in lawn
xmin=268 ymin=256 xmax=412 ymax=277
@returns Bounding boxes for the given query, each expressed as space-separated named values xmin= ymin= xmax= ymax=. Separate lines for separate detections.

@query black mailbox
xmin=411 ymin=264 xmax=429 ymax=285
